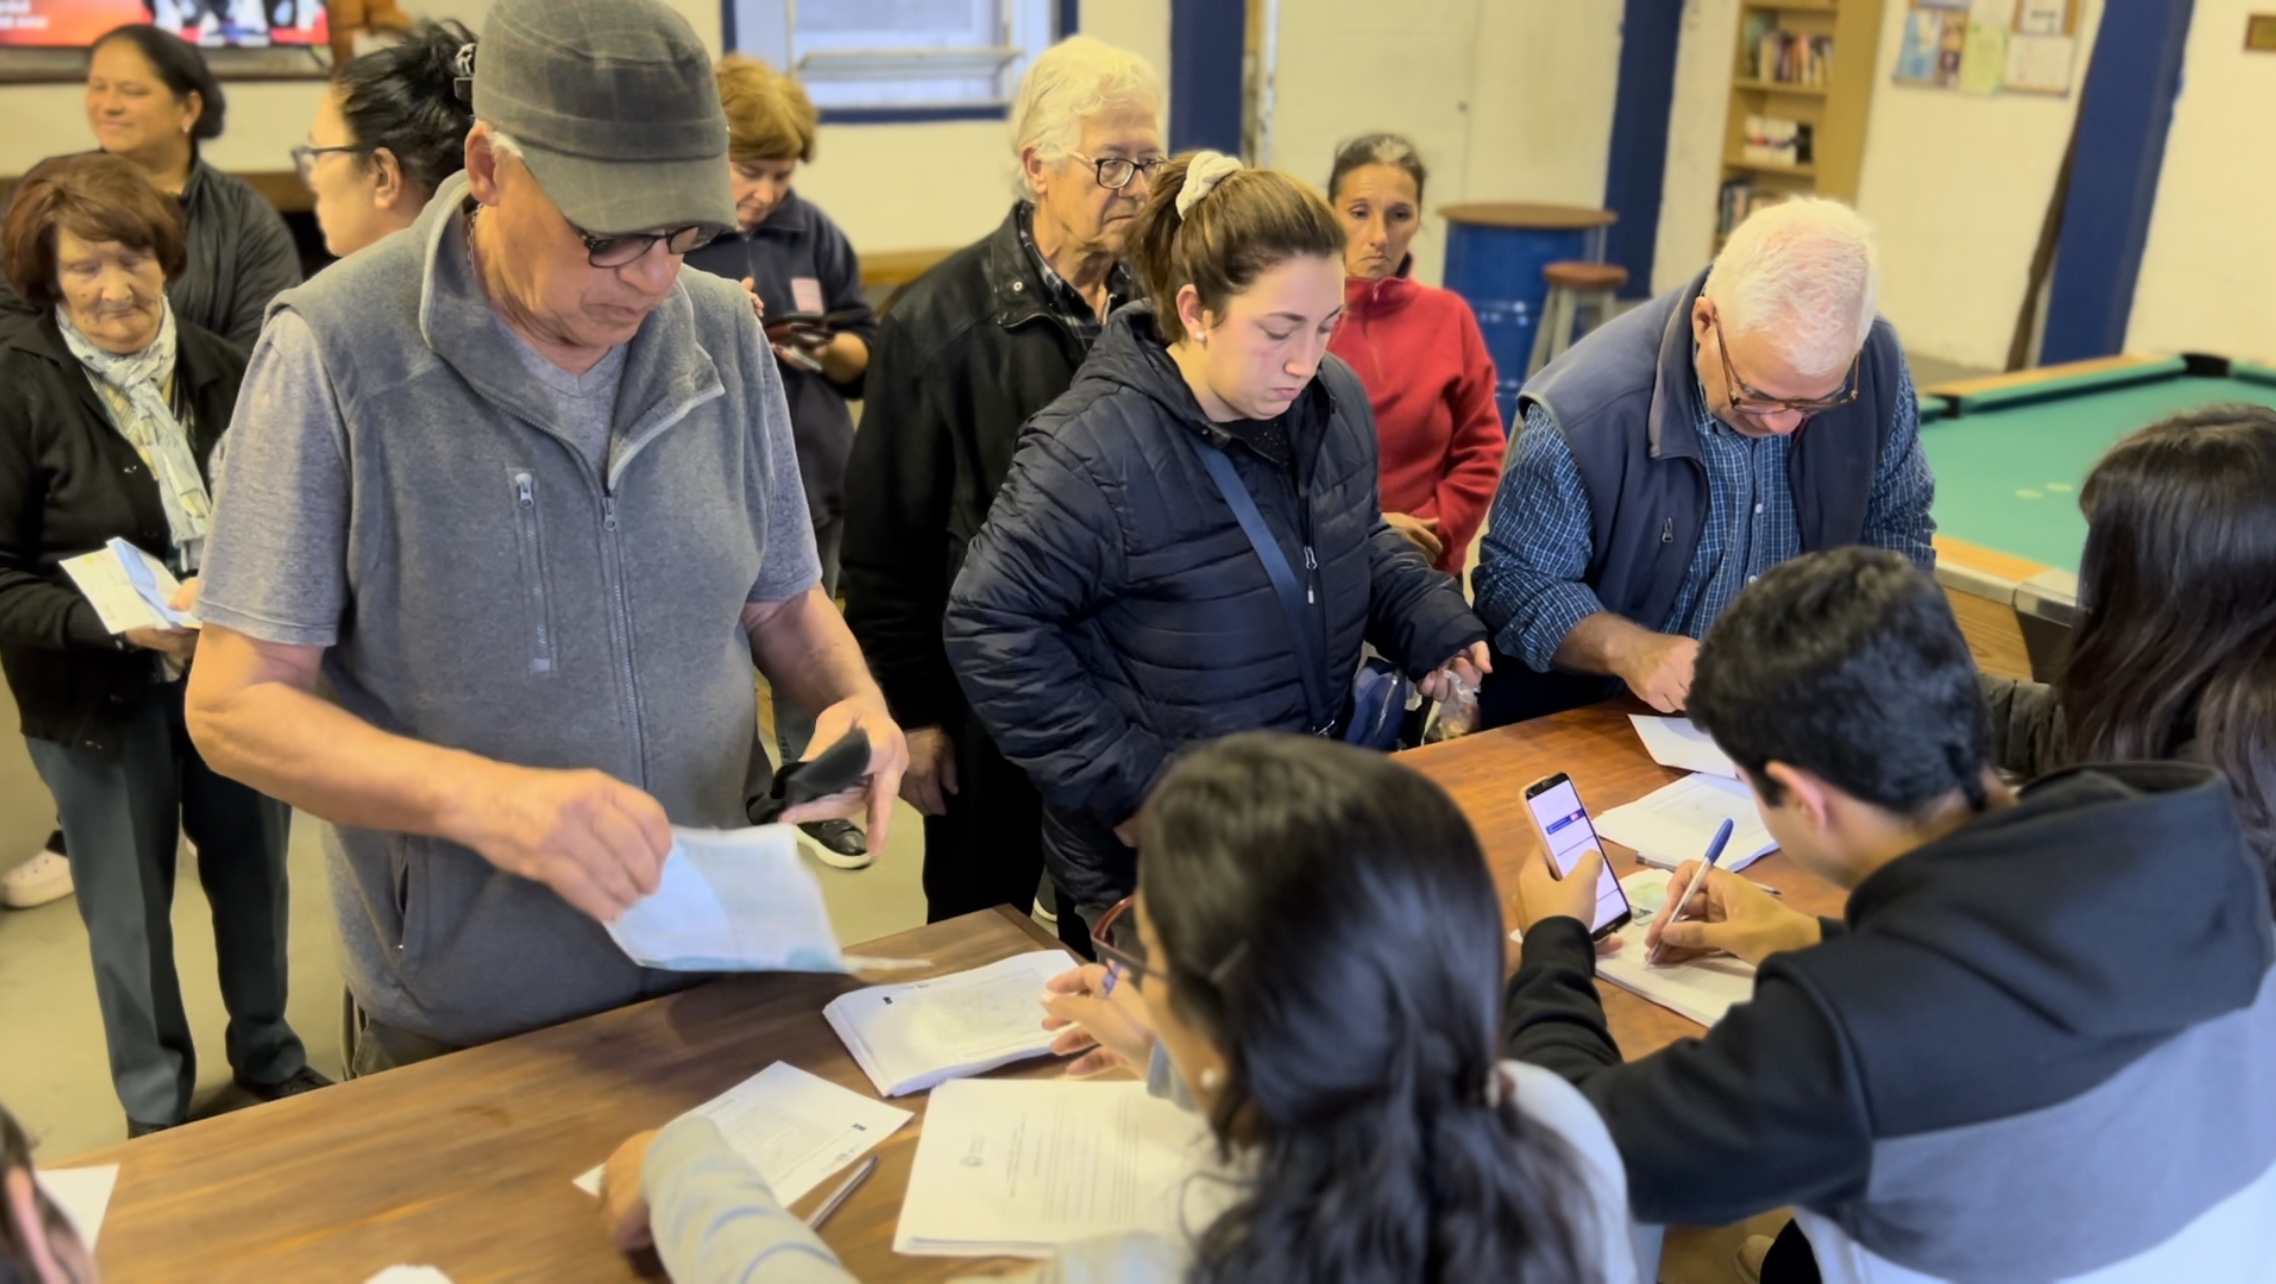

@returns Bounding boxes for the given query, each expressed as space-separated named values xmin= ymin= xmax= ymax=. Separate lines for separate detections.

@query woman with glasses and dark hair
xmin=682 ymin=54 xmax=880 ymax=867
xmin=1470 ymin=197 xmax=1933 ymax=728
xmin=597 ymin=733 xmax=1639 ymax=1282
xmin=295 ymin=21 xmax=477 ymax=260
xmin=1 ymin=1102 xmax=97 ymax=1284
xmin=1323 ymin=134 xmax=1505 ymax=575
xmin=0 ymin=24 xmax=300 ymax=351
xmin=0 ymin=154 xmax=325 ymax=1137
xmin=1982 ymin=403 xmax=2276 ymax=908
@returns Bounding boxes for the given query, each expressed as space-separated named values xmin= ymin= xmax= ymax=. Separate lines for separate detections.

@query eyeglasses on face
xmin=1707 ymin=305 xmax=1863 ymax=418
xmin=291 ymin=143 xmax=359 ymax=185
xmin=1091 ymin=896 xmax=1154 ymax=983
xmin=1069 ymin=152 xmax=1168 ymax=191
xmin=565 ymin=220 xmax=721 ymax=269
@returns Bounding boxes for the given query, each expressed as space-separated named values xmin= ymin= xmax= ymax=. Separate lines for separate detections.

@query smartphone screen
xmin=1525 ymin=774 xmax=1633 ymax=937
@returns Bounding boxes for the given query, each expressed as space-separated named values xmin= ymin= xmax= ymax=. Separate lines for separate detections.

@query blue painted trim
xmin=1168 ymin=0 xmax=1243 ymax=153
xmin=1602 ymin=0 xmax=1683 ymax=297
xmin=1058 ymin=0 xmax=1079 ymax=38
xmin=720 ymin=0 xmax=736 ymax=56
xmin=817 ymin=104 xmax=1011 ymax=125
xmin=2040 ymin=0 xmax=2195 ymax=363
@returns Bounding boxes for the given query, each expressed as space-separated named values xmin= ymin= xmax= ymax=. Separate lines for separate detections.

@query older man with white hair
xmin=184 ymin=0 xmax=906 ymax=1070
xmin=1473 ymin=198 xmax=1935 ymax=722
xmin=841 ymin=34 xmax=1164 ymax=941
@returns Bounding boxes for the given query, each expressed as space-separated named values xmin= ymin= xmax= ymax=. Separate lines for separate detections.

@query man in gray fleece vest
xmin=184 ymin=0 xmax=907 ymax=1069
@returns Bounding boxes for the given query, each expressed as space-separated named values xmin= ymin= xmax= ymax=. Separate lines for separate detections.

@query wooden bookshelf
xmin=1717 ymin=0 xmax=1885 ymax=241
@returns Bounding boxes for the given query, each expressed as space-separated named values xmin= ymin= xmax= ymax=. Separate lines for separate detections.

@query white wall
xmin=1853 ymin=0 xmax=2102 ymax=369
xmin=1 ymin=0 xmax=1174 ymax=257
xmin=1268 ymin=0 xmax=1621 ymax=287
xmin=2126 ymin=0 xmax=2276 ymax=364
xmin=1653 ymin=0 xmax=1740 ymax=294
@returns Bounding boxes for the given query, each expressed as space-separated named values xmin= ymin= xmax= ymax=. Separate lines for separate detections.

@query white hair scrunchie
xmin=1176 ymin=150 xmax=1245 ymax=220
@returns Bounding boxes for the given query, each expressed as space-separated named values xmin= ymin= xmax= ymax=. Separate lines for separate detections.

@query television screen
xmin=0 ymin=1 xmax=330 ymax=49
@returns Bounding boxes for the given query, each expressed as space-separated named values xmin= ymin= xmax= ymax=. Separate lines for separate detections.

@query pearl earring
xmin=1199 ymin=1067 xmax=1223 ymax=1091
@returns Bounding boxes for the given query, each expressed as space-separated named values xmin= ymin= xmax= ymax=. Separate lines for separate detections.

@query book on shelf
xmin=1740 ymin=115 xmax=1813 ymax=167
xmin=1717 ymin=180 xmax=1794 ymax=240
xmin=1742 ymin=15 xmax=1836 ymax=87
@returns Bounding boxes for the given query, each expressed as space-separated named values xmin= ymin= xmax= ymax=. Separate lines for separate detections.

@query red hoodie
xmin=1329 ymin=271 xmax=1506 ymax=573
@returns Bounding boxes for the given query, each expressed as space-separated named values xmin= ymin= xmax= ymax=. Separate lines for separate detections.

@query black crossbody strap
xmin=1190 ymin=438 xmax=1336 ymax=734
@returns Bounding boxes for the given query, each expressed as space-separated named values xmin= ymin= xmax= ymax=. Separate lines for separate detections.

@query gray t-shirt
xmin=497 ymin=312 xmax=626 ymax=477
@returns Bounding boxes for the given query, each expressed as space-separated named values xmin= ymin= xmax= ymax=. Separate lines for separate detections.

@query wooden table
xmin=64 ymin=700 xmax=1828 ymax=1280
xmin=1406 ymin=699 xmax=1845 ymax=1057
xmin=64 ymin=908 xmax=1080 ymax=1283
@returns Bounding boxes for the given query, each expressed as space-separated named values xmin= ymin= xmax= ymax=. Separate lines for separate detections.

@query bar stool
xmin=1527 ymin=260 xmax=1630 ymax=376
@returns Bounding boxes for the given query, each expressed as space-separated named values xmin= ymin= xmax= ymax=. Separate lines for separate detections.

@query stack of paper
xmin=59 ymin=538 xmax=198 ymax=634
xmin=895 ymin=1079 xmax=1222 ymax=1258
xmin=605 ymin=826 xmax=844 ymax=972
xmin=1629 ymin=715 xmax=1738 ymax=778
xmin=1595 ymin=872 xmax=1759 ymax=1026
xmin=1596 ymin=774 xmax=1777 ymax=873
xmin=825 ymin=950 xmax=1071 ymax=1097
xmin=574 ymin=1062 xmax=910 ymax=1200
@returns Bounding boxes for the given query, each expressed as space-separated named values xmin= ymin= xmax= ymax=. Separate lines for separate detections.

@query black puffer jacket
xmin=944 ymin=303 xmax=1485 ymax=908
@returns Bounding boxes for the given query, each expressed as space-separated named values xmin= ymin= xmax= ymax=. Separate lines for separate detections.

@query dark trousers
xmin=1763 ymin=1219 xmax=1821 ymax=1283
xmin=25 ymin=681 xmax=305 ymax=1125
xmin=919 ymin=708 xmax=1092 ymax=956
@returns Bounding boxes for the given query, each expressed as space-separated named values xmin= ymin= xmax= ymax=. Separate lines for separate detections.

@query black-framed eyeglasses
xmin=290 ymin=143 xmax=360 ymax=185
xmin=1069 ymin=151 xmax=1168 ymax=191
xmin=565 ymin=220 xmax=721 ymax=269
xmin=1092 ymin=896 xmax=1155 ymax=985
xmin=1707 ymin=305 xmax=1862 ymax=418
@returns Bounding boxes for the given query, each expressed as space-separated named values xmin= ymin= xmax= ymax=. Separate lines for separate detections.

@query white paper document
xmin=825 ymin=950 xmax=1072 ymax=1097
xmin=1629 ymin=715 xmax=1738 ymax=779
xmin=605 ymin=825 xmax=843 ymax=972
xmin=574 ymin=1061 xmax=910 ymax=1202
xmin=35 ymin=1164 xmax=118 ymax=1251
xmin=1596 ymin=774 xmax=1776 ymax=873
xmin=895 ymin=1079 xmax=1221 ymax=1258
xmin=59 ymin=538 xmax=198 ymax=634
xmin=1592 ymin=873 xmax=1759 ymax=1027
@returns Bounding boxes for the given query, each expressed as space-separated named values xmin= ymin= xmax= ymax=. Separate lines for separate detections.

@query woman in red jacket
xmin=1326 ymin=134 xmax=1505 ymax=575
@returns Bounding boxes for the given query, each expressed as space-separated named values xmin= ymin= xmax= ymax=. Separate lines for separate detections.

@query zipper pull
xmin=1661 ymin=518 xmax=1674 ymax=544
xmin=1303 ymin=546 xmax=1318 ymax=571
xmin=603 ymin=495 xmax=618 ymax=532
xmin=516 ymin=474 xmax=534 ymax=507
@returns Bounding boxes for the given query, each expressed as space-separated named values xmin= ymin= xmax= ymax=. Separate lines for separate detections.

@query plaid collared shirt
xmin=1016 ymin=202 xmax=1132 ymax=343
xmin=1476 ymin=364 xmax=1935 ymax=670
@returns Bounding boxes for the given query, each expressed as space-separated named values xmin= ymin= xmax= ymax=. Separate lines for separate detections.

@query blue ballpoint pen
xmin=1649 ymin=817 xmax=1737 ymax=966
xmin=1100 ymin=959 xmax=1123 ymax=997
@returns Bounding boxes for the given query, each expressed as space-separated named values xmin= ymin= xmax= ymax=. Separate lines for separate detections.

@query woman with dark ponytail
xmin=597 ymin=734 xmax=1638 ymax=1282
xmin=295 ymin=21 xmax=478 ymax=259
xmin=942 ymin=152 xmax=1490 ymax=936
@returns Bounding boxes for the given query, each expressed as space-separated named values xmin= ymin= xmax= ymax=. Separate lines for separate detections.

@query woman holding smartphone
xmin=598 ymin=734 xmax=1640 ymax=1282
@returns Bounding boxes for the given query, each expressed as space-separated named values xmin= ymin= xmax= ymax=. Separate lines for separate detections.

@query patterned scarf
xmin=57 ymin=302 xmax=212 ymax=571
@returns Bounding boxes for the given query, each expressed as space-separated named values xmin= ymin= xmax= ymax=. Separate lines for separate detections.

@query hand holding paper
xmin=605 ymin=825 xmax=844 ymax=972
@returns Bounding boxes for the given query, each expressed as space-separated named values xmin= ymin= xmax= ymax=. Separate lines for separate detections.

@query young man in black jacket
xmin=1508 ymin=547 xmax=2276 ymax=1282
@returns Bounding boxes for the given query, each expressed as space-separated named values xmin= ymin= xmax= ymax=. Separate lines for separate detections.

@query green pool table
xmin=1921 ymin=354 xmax=2276 ymax=679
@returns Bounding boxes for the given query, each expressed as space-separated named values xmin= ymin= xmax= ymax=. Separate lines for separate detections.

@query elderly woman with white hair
xmin=840 ymin=34 xmax=1165 ymax=943
xmin=1471 ymin=197 xmax=1936 ymax=725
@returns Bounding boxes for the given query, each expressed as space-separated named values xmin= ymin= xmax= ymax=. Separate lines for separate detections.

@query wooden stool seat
xmin=1542 ymin=260 xmax=1630 ymax=291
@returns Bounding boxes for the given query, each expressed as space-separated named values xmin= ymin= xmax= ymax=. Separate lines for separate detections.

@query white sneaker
xmin=1 ymin=848 xmax=73 ymax=909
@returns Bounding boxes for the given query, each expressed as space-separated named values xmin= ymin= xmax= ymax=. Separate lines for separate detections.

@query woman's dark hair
xmin=0 ymin=1103 xmax=80 ymax=1283
xmin=2060 ymin=404 xmax=2276 ymax=900
xmin=1690 ymin=547 xmax=1992 ymax=817
xmin=92 ymin=23 xmax=226 ymax=142
xmin=1125 ymin=153 xmax=1346 ymax=330
xmin=1 ymin=152 xmax=188 ymax=309
xmin=334 ymin=22 xmax=478 ymax=200
xmin=1137 ymin=734 xmax=1591 ymax=1282
xmin=1326 ymin=132 xmax=1428 ymax=205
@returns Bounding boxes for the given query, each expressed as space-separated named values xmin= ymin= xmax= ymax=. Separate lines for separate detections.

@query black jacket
xmin=840 ymin=204 xmax=1119 ymax=731
xmin=681 ymin=190 xmax=877 ymax=528
xmin=1506 ymin=762 xmax=2276 ymax=1276
xmin=943 ymin=304 xmax=1485 ymax=905
xmin=0 ymin=157 xmax=300 ymax=352
xmin=0 ymin=313 xmax=242 ymax=753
